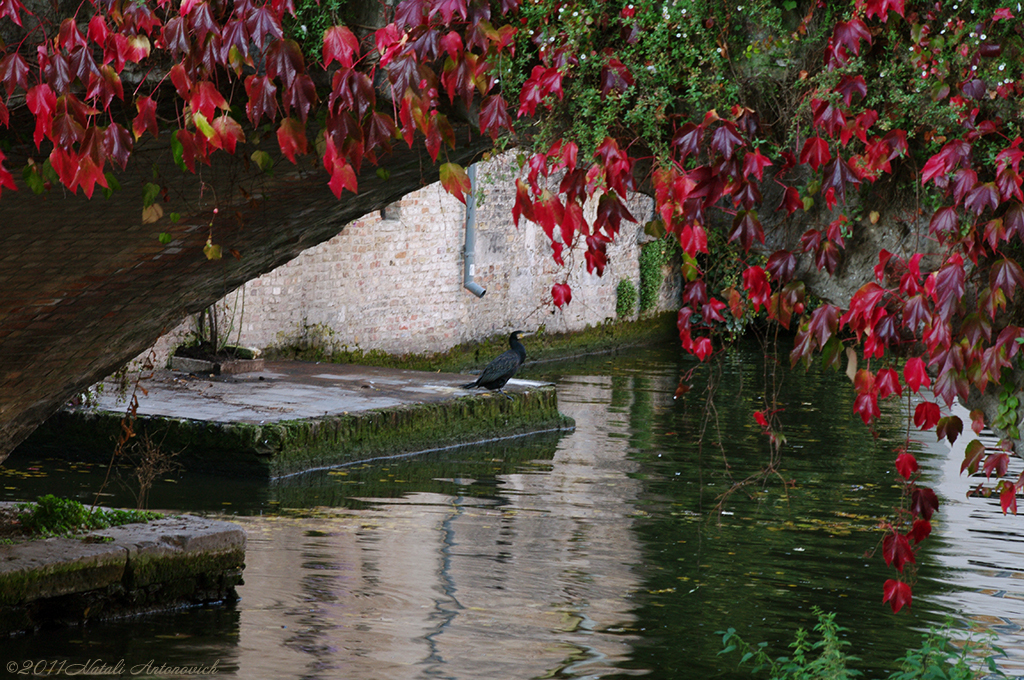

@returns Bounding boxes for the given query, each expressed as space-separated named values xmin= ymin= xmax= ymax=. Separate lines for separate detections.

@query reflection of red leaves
xmin=882 ymin=531 xmax=916 ymax=572
xmin=883 ymin=579 xmax=912 ymax=613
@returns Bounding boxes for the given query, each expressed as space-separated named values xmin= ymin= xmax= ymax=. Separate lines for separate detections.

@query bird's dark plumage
xmin=462 ymin=331 xmax=527 ymax=396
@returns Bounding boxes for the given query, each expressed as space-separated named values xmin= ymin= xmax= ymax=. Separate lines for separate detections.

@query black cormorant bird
xmin=461 ymin=330 xmax=528 ymax=398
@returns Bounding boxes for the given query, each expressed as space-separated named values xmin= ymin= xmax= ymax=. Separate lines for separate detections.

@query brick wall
xmin=160 ymin=153 xmax=680 ymax=359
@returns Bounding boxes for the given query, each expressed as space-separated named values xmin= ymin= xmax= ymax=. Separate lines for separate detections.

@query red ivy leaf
xmin=1001 ymin=483 xmax=1018 ymax=515
xmin=908 ymin=519 xmax=931 ymax=544
xmin=911 ymin=487 xmax=939 ymax=520
xmin=964 ymin=182 xmax=1000 ymax=215
xmin=984 ymin=452 xmax=1010 ymax=479
xmin=777 ymin=186 xmax=803 ymax=216
xmin=895 ymin=451 xmax=918 ymax=479
xmin=766 ymin=250 xmax=796 ymax=284
xmin=743 ymin=147 xmax=772 ymax=181
xmin=742 ymin=266 xmax=770 ymax=311
xmin=323 ymin=25 xmax=360 ymax=68
xmin=133 ymin=95 xmax=158 ymax=141
xmin=103 ymin=122 xmax=132 ymax=170
xmin=970 ymin=409 xmax=986 ymax=435
xmin=928 ymin=206 xmax=959 ymax=240
xmin=0 ymin=52 xmax=28 ymax=98
xmin=728 ymin=210 xmax=764 ymax=253
xmin=244 ymin=75 xmax=278 ymax=125
xmin=877 ymin=368 xmax=902 ymax=399
xmin=990 ymin=258 xmax=1024 ymax=298
xmin=479 ymin=94 xmax=512 ymax=141
xmin=672 ymin=122 xmax=703 ymax=160
xmin=961 ymin=440 xmax=985 ymax=474
xmin=882 ymin=579 xmax=912 ymax=613
xmin=277 ymin=117 xmax=307 ymax=163
xmin=600 ymin=56 xmax=634 ymax=98
xmin=800 ymin=136 xmax=830 ymax=171
xmin=552 ymin=282 xmax=572 ymax=308
xmin=882 ymin=530 xmax=916 ymax=572
xmin=0 ymin=149 xmax=17 ymax=198
xmin=439 ymin=162 xmax=471 ymax=204
xmin=710 ymin=122 xmax=745 ymax=160
xmin=914 ymin=401 xmax=941 ymax=430
xmin=0 ymin=0 xmax=25 ymax=26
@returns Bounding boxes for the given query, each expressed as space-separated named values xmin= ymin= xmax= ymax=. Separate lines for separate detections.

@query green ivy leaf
xmin=158 ymin=232 xmax=173 ymax=245
xmin=250 ymin=150 xmax=273 ymax=173
xmin=142 ymin=182 xmax=161 ymax=208
xmin=171 ymin=134 xmax=186 ymax=172
xmin=102 ymin=172 xmax=121 ymax=199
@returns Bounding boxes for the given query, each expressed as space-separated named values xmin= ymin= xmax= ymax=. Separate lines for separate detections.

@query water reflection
xmin=1 ymin=340 xmax=1022 ymax=678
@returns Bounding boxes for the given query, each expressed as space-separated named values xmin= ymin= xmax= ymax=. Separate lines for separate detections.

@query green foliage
xmin=616 ymin=278 xmax=637 ymax=318
xmin=994 ymin=376 xmax=1021 ymax=440
xmin=17 ymin=495 xmax=160 ymax=538
xmin=889 ymin=625 xmax=1006 ymax=680
xmin=719 ymin=609 xmax=1006 ymax=680
xmin=639 ymin=239 xmax=677 ymax=313
xmin=719 ymin=608 xmax=861 ymax=680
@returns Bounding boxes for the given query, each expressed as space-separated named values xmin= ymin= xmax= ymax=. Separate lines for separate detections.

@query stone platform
xmin=0 ymin=508 xmax=245 ymax=635
xmin=20 ymin=361 xmax=575 ymax=478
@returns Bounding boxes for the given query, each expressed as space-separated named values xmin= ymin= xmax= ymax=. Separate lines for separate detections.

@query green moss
xmin=127 ymin=548 xmax=246 ymax=588
xmin=267 ymin=312 xmax=678 ymax=371
xmin=263 ymin=386 xmax=574 ymax=477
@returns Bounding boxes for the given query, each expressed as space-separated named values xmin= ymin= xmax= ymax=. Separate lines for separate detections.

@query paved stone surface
xmin=86 ymin=361 xmax=550 ymax=424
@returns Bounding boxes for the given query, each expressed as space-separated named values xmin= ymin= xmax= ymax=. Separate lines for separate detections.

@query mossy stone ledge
xmin=20 ymin=364 xmax=575 ymax=478
xmin=0 ymin=510 xmax=245 ymax=635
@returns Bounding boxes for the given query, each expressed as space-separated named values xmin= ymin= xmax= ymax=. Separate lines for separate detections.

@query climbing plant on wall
xmin=2 ymin=0 xmax=1024 ymax=612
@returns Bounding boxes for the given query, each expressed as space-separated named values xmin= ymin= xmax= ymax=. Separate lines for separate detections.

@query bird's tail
xmin=461 ymin=381 xmax=478 ymax=389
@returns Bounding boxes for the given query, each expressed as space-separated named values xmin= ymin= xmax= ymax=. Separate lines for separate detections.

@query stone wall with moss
xmin=151 ymin=153 xmax=681 ymax=365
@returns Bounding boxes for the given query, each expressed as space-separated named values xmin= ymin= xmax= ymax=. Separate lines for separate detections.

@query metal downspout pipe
xmin=463 ymin=164 xmax=486 ymax=298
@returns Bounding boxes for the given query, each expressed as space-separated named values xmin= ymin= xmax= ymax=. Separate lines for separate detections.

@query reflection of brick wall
xmin=162 ymin=154 xmax=680 ymax=359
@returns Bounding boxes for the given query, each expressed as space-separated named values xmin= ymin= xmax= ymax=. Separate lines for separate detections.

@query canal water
xmin=1 ymin=338 xmax=1022 ymax=679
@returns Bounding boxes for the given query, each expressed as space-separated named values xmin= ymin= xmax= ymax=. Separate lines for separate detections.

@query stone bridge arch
xmin=0 ymin=132 xmax=489 ymax=464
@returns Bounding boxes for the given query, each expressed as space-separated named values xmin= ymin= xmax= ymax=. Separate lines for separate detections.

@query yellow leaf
xmin=869 ymin=210 xmax=880 ymax=224
xmin=142 ymin=204 xmax=164 ymax=224
xmin=194 ymin=112 xmax=215 ymax=140
xmin=203 ymin=239 xmax=222 ymax=260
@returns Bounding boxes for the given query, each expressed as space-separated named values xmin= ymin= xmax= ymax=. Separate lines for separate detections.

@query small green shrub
xmin=639 ymin=239 xmax=676 ymax=313
xmin=616 ymin=278 xmax=637 ymax=318
xmin=718 ymin=608 xmax=1006 ymax=680
xmin=17 ymin=495 xmax=160 ymax=538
